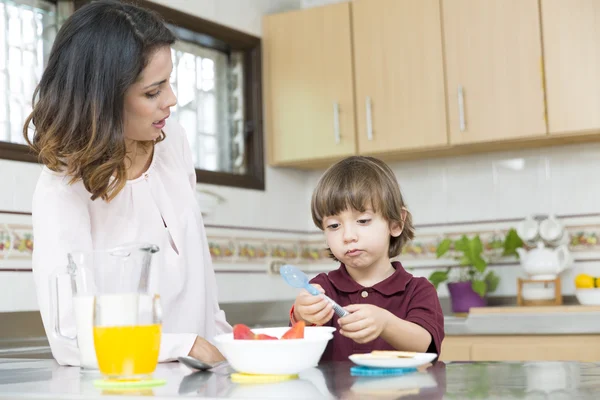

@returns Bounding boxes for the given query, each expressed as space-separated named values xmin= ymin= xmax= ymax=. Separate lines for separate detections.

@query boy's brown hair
xmin=311 ymin=156 xmax=415 ymax=259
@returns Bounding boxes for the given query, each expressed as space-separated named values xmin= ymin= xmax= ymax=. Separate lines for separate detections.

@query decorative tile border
xmin=4 ymin=210 xmax=600 ymax=268
xmin=208 ymin=237 xmax=331 ymax=264
xmin=0 ymin=223 xmax=34 ymax=261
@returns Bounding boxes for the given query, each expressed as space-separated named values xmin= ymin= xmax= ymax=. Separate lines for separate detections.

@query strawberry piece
xmin=255 ymin=333 xmax=278 ymax=340
xmin=233 ymin=324 xmax=256 ymax=340
xmin=281 ymin=321 xmax=305 ymax=339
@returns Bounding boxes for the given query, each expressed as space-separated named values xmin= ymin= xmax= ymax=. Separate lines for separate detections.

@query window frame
xmin=0 ymin=0 xmax=58 ymax=164
xmin=1 ymin=0 xmax=265 ymax=191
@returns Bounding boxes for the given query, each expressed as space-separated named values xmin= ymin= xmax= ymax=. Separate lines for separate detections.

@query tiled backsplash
xmin=305 ymin=142 xmax=600 ymax=228
xmin=3 ymin=209 xmax=600 ymax=304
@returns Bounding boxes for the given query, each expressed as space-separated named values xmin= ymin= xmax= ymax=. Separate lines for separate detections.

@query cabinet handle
xmin=366 ymin=96 xmax=373 ymax=141
xmin=458 ymin=85 xmax=466 ymax=132
xmin=333 ymin=102 xmax=340 ymax=144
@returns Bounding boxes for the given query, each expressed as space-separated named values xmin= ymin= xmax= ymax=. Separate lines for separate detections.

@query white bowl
xmin=575 ymin=289 xmax=600 ymax=305
xmin=214 ymin=326 xmax=335 ymax=375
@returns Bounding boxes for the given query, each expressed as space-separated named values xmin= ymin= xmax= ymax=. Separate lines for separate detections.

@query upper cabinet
xmin=352 ymin=0 xmax=448 ymax=154
xmin=442 ymin=0 xmax=547 ymax=144
xmin=541 ymin=0 xmax=600 ymax=135
xmin=262 ymin=0 xmax=600 ymax=169
xmin=263 ymin=3 xmax=357 ymax=166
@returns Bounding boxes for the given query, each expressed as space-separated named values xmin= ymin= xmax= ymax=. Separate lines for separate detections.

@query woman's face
xmin=123 ymin=46 xmax=177 ymax=142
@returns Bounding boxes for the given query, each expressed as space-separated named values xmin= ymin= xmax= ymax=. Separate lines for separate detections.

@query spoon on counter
xmin=280 ymin=264 xmax=349 ymax=318
xmin=178 ymin=371 xmax=213 ymax=395
xmin=178 ymin=356 xmax=225 ymax=371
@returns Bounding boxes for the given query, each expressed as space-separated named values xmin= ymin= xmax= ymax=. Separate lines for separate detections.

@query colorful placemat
xmin=350 ymin=365 xmax=418 ymax=377
xmin=230 ymin=372 xmax=299 ymax=384
xmin=93 ymin=378 xmax=166 ymax=389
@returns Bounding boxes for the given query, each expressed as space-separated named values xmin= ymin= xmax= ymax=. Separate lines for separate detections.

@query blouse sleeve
xmin=31 ymin=173 xmax=93 ymax=366
xmin=169 ymin=120 xmax=232 ymax=340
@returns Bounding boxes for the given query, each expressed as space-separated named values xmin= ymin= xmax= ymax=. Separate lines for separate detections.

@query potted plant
xmin=428 ymin=229 xmax=523 ymax=314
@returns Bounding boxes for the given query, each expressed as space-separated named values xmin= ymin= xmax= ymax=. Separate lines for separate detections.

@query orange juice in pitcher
xmin=94 ymin=324 xmax=161 ymax=377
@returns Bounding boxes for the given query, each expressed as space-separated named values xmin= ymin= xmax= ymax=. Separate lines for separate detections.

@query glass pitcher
xmin=52 ymin=243 xmax=160 ymax=375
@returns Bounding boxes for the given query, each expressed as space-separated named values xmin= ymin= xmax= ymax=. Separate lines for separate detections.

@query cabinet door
xmin=439 ymin=337 xmax=472 ymax=362
xmin=263 ymin=3 xmax=357 ymax=166
xmin=443 ymin=0 xmax=547 ymax=144
xmin=352 ymin=0 xmax=448 ymax=154
xmin=542 ymin=0 xmax=600 ymax=134
xmin=470 ymin=336 xmax=600 ymax=362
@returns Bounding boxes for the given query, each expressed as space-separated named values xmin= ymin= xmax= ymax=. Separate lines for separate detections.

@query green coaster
xmin=93 ymin=378 xmax=166 ymax=389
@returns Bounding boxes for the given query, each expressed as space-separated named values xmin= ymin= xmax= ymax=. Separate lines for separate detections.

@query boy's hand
xmin=338 ymin=304 xmax=391 ymax=344
xmin=293 ymin=284 xmax=334 ymax=325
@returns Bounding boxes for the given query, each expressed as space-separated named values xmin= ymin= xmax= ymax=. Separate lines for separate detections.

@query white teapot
xmin=516 ymin=242 xmax=572 ymax=280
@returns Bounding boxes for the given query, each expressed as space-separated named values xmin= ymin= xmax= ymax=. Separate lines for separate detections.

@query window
xmin=170 ymin=42 xmax=246 ymax=175
xmin=160 ymin=8 xmax=265 ymax=190
xmin=2 ymin=0 xmax=265 ymax=191
xmin=0 ymin=0 xmax=57 ymax=162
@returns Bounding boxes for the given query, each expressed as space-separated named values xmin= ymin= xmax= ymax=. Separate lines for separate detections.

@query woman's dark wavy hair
xmin=23 ymin=0 xmax=176 ymax=201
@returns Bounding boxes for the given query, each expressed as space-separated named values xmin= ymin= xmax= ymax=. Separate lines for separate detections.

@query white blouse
xmin=31 ymin=119 xmax=232 ymax=366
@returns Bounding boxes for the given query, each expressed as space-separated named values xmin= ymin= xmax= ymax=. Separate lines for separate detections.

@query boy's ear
xmin=390 ymin=208 xmax=408 ymax=237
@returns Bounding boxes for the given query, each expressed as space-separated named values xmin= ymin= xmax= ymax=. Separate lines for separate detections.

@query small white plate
xmin=349 ymin=352 xmax=437 ymax=369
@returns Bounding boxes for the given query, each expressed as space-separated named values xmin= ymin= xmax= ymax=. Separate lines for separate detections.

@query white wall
xmin=301 ymin=0 xmax=347 ymax=9
xmin=305 ymin=142 xmax=600 ymax=226
xmin=149 ymin=0 xmax=302 ymax=36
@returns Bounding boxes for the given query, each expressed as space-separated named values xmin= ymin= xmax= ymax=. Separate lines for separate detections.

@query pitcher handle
xmin=50 ymin=271 xmax=77 ymax=342
xmin=556 ymin=245 xmax=571 ymax=273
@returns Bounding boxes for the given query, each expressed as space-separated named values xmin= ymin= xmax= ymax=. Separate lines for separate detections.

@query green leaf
xmin=471 ymin=279 xmax=487 ymax=297
xmin=503 ymin=228 xmax=524 ymax=257
xmin=470 ymin=235 xmax=484 ymax=256
xmin=472 ymin=254 xmax=487 ymax=273
xmin=454 ymin=235 xmax=470 ymax=252
xmin=485 ymin=271 xmax=500 ymax=293
xmin=459 ymin=255 xmax=471 ymax=266
xmin=428 ymin=270 xmax=449 ymax=289
xmin=436 ymin=238 xmax=452 ymax=258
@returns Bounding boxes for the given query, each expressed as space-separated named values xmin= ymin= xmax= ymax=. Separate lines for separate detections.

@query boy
xmin=290 ymin=156 xmax=444 ymax=362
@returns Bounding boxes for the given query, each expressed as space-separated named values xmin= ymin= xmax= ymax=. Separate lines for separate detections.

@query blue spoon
xmin=280 ymin=264 xmax=349 ymax=318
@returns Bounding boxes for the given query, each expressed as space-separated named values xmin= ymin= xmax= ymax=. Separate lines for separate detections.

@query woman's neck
xmin=125 ymin=140 xmax=154 ymax=180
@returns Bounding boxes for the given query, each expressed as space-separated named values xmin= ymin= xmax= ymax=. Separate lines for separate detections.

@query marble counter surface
xmin=0 ymin=357 xmax=599 ymax=399
xmin=444 ymin=310 xmax=600 ymax=335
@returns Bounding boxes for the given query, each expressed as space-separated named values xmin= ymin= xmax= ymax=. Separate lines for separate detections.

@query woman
xmin=23 ymin=0 xmax=231 ymax=366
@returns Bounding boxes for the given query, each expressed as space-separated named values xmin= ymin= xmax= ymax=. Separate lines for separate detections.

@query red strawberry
xmin=233 ymin=324 xmax=256 ymax=340
xmin=281 ymin=321 xmax=305 ymax=339
xmin=255 ymin=333 xmax=278 ymax=340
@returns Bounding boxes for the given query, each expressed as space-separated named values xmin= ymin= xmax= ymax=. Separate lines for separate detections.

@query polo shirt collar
xmin=328 ymin=261 xmax=412 ymax=296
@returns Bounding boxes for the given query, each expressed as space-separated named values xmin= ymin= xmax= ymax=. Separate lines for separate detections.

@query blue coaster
xmin=350 ymin=366 xmax=418 ymax=377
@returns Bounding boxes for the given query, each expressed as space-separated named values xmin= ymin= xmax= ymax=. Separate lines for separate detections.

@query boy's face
xmin=322 ymin=208 xmax=402 ymax=270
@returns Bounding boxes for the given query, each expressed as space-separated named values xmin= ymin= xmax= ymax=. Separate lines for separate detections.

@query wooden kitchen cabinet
xmin=441 ymin=335 xmax=600 ymax=362
xmin=442 ymin=0 xmax=547 ymax=144
xmin=263 ymin=3 xmax=357 ymax=166
xmin=352 ymin=0 xmax=448 ymax=155
xmin=541 ymin=0 xmax=600 ymax=135
xmin=262 ymin=0 xmax=600 ymax=170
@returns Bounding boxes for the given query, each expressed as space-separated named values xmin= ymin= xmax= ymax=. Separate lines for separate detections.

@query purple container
xmin=447 ymin=281 xmax=487 ymax=314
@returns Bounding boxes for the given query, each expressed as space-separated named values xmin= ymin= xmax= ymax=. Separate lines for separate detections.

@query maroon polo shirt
xmin=304 ymin=261 xmax=444 ymax=363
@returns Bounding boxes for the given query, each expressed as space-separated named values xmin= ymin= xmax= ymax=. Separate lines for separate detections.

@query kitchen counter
xmin=444 ymin=306 xmax=600 ymax=335
xmin=0 ymin=357 xmax=599 ymax=399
